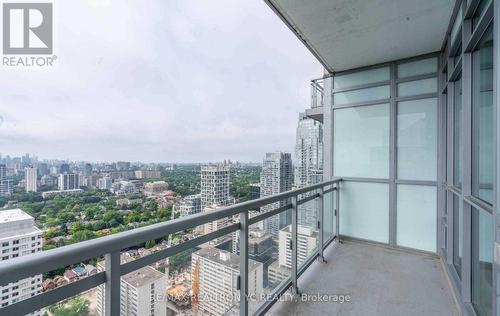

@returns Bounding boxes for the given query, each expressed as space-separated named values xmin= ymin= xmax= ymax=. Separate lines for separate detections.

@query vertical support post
xmin=105 ymin=252 xmax=120 ymax=316
xmin=239 ymin=211 xmax=249 ymax=316
xmin=335 ymin=184 xmax=341 ymax=244
xmin=389 ymin=63 xmax=397 ymax=247
xmin=318 ymin=187 xmax=326 ymax=263
xmin=291 ymin=195 xmax=299 ymax=295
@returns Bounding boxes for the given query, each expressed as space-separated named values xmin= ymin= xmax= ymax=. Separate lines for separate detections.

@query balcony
xmin=0 ymin=178 xmax=460 ymax=316
xmin=306 ymin=78 xmax=324 ymax=123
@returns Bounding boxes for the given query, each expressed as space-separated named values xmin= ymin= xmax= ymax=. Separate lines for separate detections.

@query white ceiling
xmin=268 ymin=0 xmax=455 ymax=72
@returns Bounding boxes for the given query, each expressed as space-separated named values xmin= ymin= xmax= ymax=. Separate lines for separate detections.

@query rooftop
xmin=194 ymin=247 xmax=261 ymax=271
xmin=0 ymin=209 xmax=33 ymax=223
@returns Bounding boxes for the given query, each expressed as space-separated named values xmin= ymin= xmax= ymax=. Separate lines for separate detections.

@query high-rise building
xmin=0 ymin=209 xmax=43 ymax=315
xmin=260 ymin=153 xmax=292 ymax=237
xmin=97 ymin=177 xmax=112 ymax=190
xmin=200 ymin=164 xmax=231 ymax=209
xmin=175 ymin=194 xmax=201 ymax=218
xmin=232 ymin=227 xmax=276 ymax=287
xmin=58 ymin=173 xmax=80 ymax=191
xmin=294 ymin=113 xmax=323 ymax=228
xmin=37 ymin=163 xmax=48 ymax=176
xmin=0 ymin=164 xmax=13 ymax=196
xmin=191 ymin=248 xmax=263 ymax=315
xmin=115 ymin=161 xmax=131 ymax=171
xmin=267 ymin=225 xmax=317 ymax=287
xmin=203 ymin=204 xmax=232 ymax=245
xmin=83 ymin=163 xmax=93 ymax=177
xmin=96 ymin=254 xmax=166 ymax=316
xmin=25 ymin=165 xmax=38 ymax=193
xmin=59 ymin=163 xmax=70 ymax=174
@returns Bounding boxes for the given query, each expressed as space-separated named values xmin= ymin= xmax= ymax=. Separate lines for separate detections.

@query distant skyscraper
xmin=0 ymin=164 xmax=13 ymax=196
xmin=25 ymin=165 xmax=38 ymax=193
xmin=200 ymin=164 xmax=231 ymax=209
xmin=116 ymin=161 xmax=130 ymax=171
xmin=83 ymin=163 xmax=93 ymax=176
xmin=260 ymin=153 xmax=292 ymax=237
xmin=58 ymin=173 xmax=79 ymax=191
xmin=37 ymin=163 xmax=48 ymax=176
xmin=59 ymin=163 xmax=70 ymax=174
xmin=0 ymin=209 xmax=42 ymax=315
xmin=294 ymin=113 xmax=323 ymax=228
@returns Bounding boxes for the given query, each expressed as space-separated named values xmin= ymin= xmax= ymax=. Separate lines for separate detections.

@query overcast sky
xmin=0 ymin=0 xmax=322 ymax=163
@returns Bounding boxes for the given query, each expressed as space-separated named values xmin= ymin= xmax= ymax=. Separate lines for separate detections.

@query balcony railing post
xmin=318 ymin=187 xmax=326 ymax=263
xmin=239 ymin=211 xmax=249 ymax=316
xmin=291 ymin=195 xmax=299 ymax=294
xmin=335 ymin=184 xmax=341 ymax=244
xmin=105 ymin=251 xmax=120 ymax=316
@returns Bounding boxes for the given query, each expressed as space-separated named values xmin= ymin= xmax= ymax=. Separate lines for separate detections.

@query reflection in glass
xmin=472 ymin=26 xmax=494 ymax=204
xmin=471 ymin=207 xmax=493 ymax=316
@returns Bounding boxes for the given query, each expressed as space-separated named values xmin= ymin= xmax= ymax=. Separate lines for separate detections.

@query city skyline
xmin=0 ymin=0 xmax=322 ymax=163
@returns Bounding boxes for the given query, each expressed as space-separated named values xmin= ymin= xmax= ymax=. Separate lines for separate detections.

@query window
xmin=397 ymin=185 xmax=437 ymax=252
xmin=340 ymin=182 xmax=389 ymax=243
xmin=397 ymin=78 xmax=437 ymax=97
xmin=334 ymin=67 xmax=389 ymax=89
xmin=453 ymin=76 xmax=462 ymax=188
xmin=334 ymin=104 xmax=390 ymax=178
xmin=398 ymin=57 xmax=438 ymax=78
xmin=334 ymin=85 xmax=390 ymax=105
xmin=472 ymin=26 xmax=494 ymax=204
xmin=397 ymin=98 xmax=438 ymax=180
xmin=471 ymin=207 xmax=493 ymax=316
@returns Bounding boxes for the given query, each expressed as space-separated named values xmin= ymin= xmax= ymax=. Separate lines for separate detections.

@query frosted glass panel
xmin=334 ymin=67 xmax=390 ymax=89
xmin=334 ymin=85 xmax=390 ymax=105
xmin=397 ymin=98 xmax=437 ymax=180
xmin=397 ymin=185 xmax=437 ymax=252
xmin=397 ymin=57 xmax=438 ymax=78
xmin=340 ymin=182 xmax=389 ymax=243
xmin=397 ymin=78 xmax=437 ymax=97
xmin=334 ymin=104 xmax=390 ymax=178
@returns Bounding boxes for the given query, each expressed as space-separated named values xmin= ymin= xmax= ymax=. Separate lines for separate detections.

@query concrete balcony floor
xmin=267 ymin=239 xmax=459 ymax=316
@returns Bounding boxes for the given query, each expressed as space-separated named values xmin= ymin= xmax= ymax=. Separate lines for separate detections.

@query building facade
xmin=96 ymin=254 xmax=167 ymax=316
xmin=294 ymin=113 xmax=323 ymax=229
xmin=58 ymin=173 xmax=80 ymax=191
xmin=0 ymin=209 xmax=42 ymax=315
xmin=201 ymin=164 xmax=231 ymax=209
xmin=260 ymin=153 xmax=292 ymax=237
xmin=25 ymin=166 xmax=38 ymax=193
xmin=191 ymin=248 xmax=263 ymax=316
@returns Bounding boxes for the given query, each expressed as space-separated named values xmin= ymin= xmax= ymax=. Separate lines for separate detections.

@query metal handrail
xmin=0 ymin=177 xmax=342 ymax=316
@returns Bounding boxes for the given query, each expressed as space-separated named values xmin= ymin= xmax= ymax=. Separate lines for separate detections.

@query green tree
xmin=49 ymin=297 xmax=90 ymax=316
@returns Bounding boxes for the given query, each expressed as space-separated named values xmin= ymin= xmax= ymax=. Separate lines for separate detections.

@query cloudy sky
xmin=0 ymin=0 xmax=322 ymax=163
